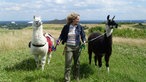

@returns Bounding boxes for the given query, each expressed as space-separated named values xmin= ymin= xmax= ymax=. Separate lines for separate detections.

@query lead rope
xmin=86 ymin=33 xmax=105 ymax=43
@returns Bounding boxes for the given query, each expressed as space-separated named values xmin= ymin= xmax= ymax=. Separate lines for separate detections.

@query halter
xmin=86 ymin=15 xmax=118 ymax=43
xmin=32 ymin=43 xmax=46 ymax=47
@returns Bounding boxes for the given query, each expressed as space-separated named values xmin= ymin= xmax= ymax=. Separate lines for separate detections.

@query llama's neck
xmin=105 ymin=25 xmax=113 ymax=37
xmin=33 ymin=25 xmax=43 ymax=35
xmin=32 ymin=25 xmax=46 ymax=44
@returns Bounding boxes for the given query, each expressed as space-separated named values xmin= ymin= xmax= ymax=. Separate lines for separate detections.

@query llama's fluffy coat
xmin=88 ymin=15 xmax=118 ymax=72
xmin=30 ymin=16 xmax=54 ymax=71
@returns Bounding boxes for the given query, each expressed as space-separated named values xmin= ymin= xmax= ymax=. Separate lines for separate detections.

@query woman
xmin=57 ymin=12 xmax=86 ymax=82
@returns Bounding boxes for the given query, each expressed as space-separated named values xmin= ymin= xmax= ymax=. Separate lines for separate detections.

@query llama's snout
xmin=115 ymin=24 xmax=118 ymax=28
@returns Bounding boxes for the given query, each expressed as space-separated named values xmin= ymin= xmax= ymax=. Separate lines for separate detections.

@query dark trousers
xmin=64 ymin=45 xmax=80 ymax=82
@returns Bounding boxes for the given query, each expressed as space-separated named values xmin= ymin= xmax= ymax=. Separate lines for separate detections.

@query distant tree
xmin=138 ymin=23 xmax=143 ymax=26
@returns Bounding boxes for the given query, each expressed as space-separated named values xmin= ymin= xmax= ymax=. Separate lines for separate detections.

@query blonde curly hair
xmin=66 ymin=12 xmax=80 ymax=25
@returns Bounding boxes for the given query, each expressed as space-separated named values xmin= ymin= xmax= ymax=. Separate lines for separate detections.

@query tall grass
xmin=0 ymin=29 xmax=31 ymax=52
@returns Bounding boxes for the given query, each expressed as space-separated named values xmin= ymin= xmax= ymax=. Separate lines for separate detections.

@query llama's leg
xmin=88 ymin=47 xmax=92 ymax=65
xmin=34 ymin=54 xmax=39 ymax=68
xmin=94 ymin=55 xmax=97 ymax=66
xmin=47 ymin=52 xmax=52 ymax=64
xmin=105 ymin=54 xmax=111 ymax=73
xmin=97 ymin=55 xmax=102 ymax=69
xmin=41 ymin=55 xmax=47 ymax=71
xmin=96 ymin=55 xmax=102 ymax=72
xmin=88 ymin=53 xmax=92 ymax=65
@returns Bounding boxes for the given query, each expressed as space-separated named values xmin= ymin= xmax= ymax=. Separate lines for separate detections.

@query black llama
xmin=88 ymin=15 xmax=118 ymax=72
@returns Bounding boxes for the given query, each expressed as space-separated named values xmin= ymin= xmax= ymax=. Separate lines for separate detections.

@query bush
xmin=113 ymin=28 xmax=146 ymax=38
xmin=138 ymin=23 xmax=143 ymax=26
xmin=133 ymin=23 xmax=146 ymax=29
xmin=88 ymin=26 xmax=104 ymax=34
xmin=88 ymin=25 xmax=146 ymax=39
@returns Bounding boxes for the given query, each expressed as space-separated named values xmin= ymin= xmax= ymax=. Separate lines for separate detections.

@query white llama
xmin=30 ymin=16 xmax=53 ymax=71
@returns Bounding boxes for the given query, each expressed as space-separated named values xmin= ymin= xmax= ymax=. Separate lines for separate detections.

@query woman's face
xmin=73 ymin=16 xmax=80 ymax=25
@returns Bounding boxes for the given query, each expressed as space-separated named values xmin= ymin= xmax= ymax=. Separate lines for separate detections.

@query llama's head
xmin=106 ymin=15 xmax=118 ymax=29
xmin=105 ymin=15 xmax=118 ymax=37
xmin=33 ymin=16 xmax=42 ymax=27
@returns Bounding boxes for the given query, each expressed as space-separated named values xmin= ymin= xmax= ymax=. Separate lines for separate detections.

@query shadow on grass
xmin=22 ymin=63 xmax=94 ymax=82
xmin=80 ymin=63 xmax=94 ymax=78
xmin=5 ymin=58 xmax=37 ymax=71
xmin=23 ymin=74 xmax=64 ymax=82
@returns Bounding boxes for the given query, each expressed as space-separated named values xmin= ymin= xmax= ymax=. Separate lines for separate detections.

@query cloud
xmin=54 ymin=0 xmax=66 ymax=4
xmin=0 ymin=0 xmax=146 ymax=20
xmin=5 ymin=6 xmax=21 ymax=11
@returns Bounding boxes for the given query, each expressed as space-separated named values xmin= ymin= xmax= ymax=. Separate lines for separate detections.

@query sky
xmin=0 ymin=0 xmax=146 ymax=21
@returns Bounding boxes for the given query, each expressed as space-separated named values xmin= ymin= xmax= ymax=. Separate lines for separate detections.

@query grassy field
xmin=0 ymin=24 xmax=146 ymax=82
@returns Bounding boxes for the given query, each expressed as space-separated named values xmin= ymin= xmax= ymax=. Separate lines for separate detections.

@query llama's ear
xmin=107 ymin=15 xmax=110 ymax=20
xmin=112 ymin=16 xmax=115 ymax=20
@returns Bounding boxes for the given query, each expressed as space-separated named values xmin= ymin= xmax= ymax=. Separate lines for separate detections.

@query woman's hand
xmin=56 ymin=39 xmax=60 ymax=45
